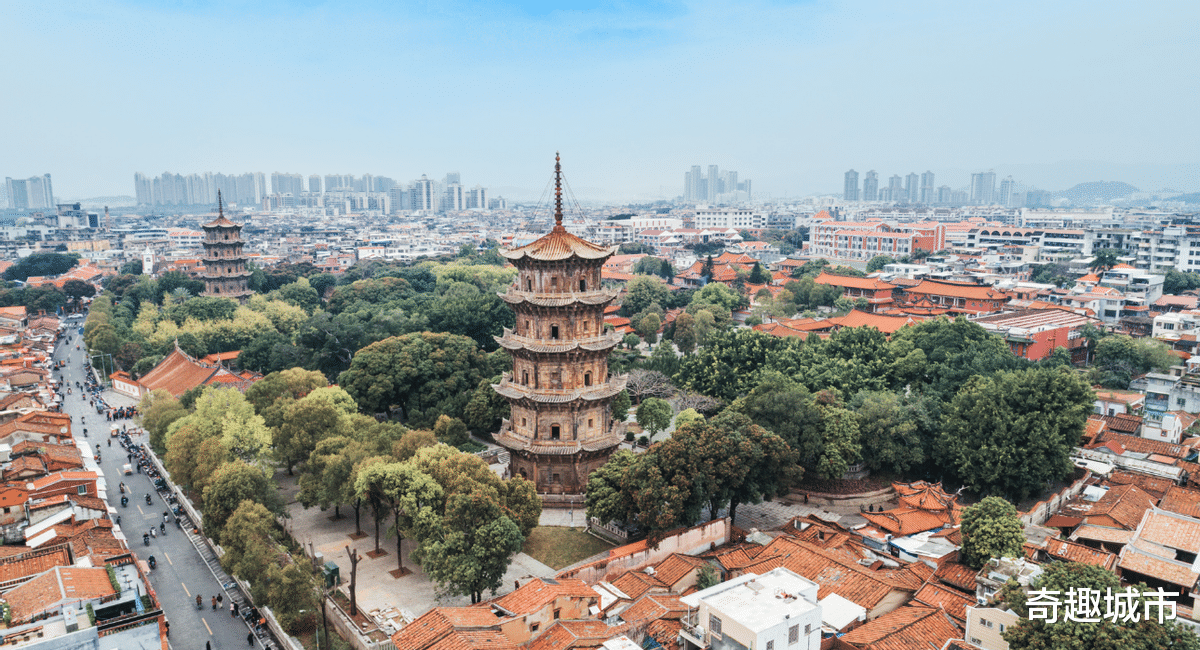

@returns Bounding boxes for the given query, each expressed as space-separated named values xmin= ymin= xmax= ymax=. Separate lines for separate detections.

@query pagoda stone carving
xmin=200 ymin=191 xmax=253 ymax=301
xmin=492 ymin=155 xmax=626 ymax=497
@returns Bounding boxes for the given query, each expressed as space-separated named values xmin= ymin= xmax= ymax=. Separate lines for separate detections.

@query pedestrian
xmin=231 ymin=601 xmax=236 ymax=617
xmin=212 ymin=595 xmax=217 ymax=610
xmin=233 ymin=601 xmax=239 ymax=616
xmin=207 ymin=642 xmax=212 ymax=650
xmin=248 ymin=632 xmax=255 ymax=646
xmin=164 ymin=620 xmax=169 ymax=637
xmin=217 ymin=593 xmax=223 ymax=606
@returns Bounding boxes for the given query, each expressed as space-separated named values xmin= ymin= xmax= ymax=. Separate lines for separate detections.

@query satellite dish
xmin=60 ymin=427 xmax=68 ymax=434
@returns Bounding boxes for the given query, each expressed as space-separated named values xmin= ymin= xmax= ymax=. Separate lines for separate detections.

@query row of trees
xmin=141 ymin=366 xmax=541 ymax=608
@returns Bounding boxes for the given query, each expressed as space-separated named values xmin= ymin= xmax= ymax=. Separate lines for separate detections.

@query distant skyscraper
xmin=862 ymin=171 xmax=879 ymax=201
xmin=970 ymin=171 xmax=997 ymax=205
xmin=920 ymin=171 xmax=935 ymax=204
xmin=444 ymin=172 xmax=461 ymax=186
xmin=888 ymin=175 xmax=903 ymax=201
xmin=844 ymin=170 xmax=860 ymax=201
xmin=411 ymin=175 xmax=435 ymax=211
xmin=308 ymin=175 xmax=322 ymax=193
xmin=707 ymin=165 xmax=720 ymax=201
xmin=271 ymin=172 xmax=304 ymax=197
xmin=5 ymin=174 xmax=53 ymax=209
xmin=904 ymin=173 xmax=919 ymax=203
xmin=999 ymin=176 xmax=1016 ymax=207
xmin=685 ymin=166 xmax=702 ymax=201
xmin=937 ymin=185 xmax=953 ymax=204
xmin=444 ymin=183 xmax=464 ymax=212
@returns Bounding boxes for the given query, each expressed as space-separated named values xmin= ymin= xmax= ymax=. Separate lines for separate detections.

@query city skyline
xmin=5 ymin=1 xmax=1199 ymax=201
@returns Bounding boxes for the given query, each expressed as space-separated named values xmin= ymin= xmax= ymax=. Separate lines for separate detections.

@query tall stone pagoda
xmin=200 ymin=191 xmax=253 ymax=301
xmin=492 ymin=154 xmax=627 ymax=497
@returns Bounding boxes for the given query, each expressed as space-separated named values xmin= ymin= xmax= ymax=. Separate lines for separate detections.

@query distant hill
xmin=1052 ymin=181 xmax=1139 ymax=205
xmin=1173 ymin=192 xmax=1200 ymax=204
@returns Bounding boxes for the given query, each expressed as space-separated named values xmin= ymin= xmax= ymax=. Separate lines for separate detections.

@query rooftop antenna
xmin=554 ymin=152 xmax=563 ymax=231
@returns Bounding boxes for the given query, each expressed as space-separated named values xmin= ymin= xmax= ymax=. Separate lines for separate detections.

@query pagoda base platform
xmin=494 ymin=426 xmax=623 ymax=496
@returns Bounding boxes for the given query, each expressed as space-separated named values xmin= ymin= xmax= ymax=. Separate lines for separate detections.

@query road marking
xmin=181 ymin=582 xmax=190 ymax=597
xmin=202 ymin=618 xmax=213 ymax=635
xmin=137 ymin=505 xmax=144 ymax=515
xmin=165 ymin=553 xmax=173 ymax=566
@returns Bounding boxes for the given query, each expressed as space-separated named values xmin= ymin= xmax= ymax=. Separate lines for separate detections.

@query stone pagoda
xmin=492 ymin=154 xmax=627 ymax=497
xmin=200 ymin=191 xmax=253 ymax=301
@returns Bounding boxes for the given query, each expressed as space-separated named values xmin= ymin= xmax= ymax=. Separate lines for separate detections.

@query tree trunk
xmin=286 ymin=459 xmax=294 ymax=476
xmin=353 ymin=499 xmax=362 ymax=535
xmin=729 ymin=499 xmax=740 ymax=527
xmin=396 ymin=531 xmax=404 ymax=572
xmin=333 ymin=503 xmax=341 ymax=519
xmin=345 ymin=546 xmax=360 ymax=617
xmin=373 ymin=515 xmax=381 ymax=553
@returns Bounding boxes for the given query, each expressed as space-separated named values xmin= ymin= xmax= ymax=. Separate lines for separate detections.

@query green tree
xmin=202 ymin=460 xmax=284 ymax=538
xmin=245 ymin=367 xmax=330 ymax=430
xmin=356 ymin=462 xmax=443 ymax=574
xmin=338 ymin=332 xmax=491 ymax=425
xmin=729 ymin=370 xmax=824 ymax=466
xmin=266 ymin=562 xmax=320 ymax=635
xmin=424 ymin=281 xmax=514 ymax=350
xmin=275 ymin=277 xmax=321 ymax=313
xmin=172 ymin=386 xmax=273 ymax=464
xmin=174 ymin=296 xmax=238 ymax=322
xmin=1163 ymin=269 xmax=1200 ymax=296
xmin=695 ymin=564 xmax=720 ymax=590
xmin=1002 ymin=561 xmax=1200 ymax=650
xmin=4 ymin=252 xmax=79 ymax=281
xmin=814 ymin=402 xmax=862 ymax=479
xmin=940 ymin=367 xmax=1093 ymax=500
xmin=432 ymin=414 xmax=470 ymax=448
xmin=1092 ymin=335 xmax=1176 ymax=388
xmin=676 ymin=329 xmax=802 ymax=403
xmin=701 ymin=255 xmax=715 ymax=281
xmin=219 ymin=500 xmax=278 ymax=588
xmin=298 ymin=435 xmax=369 ymax=519
xmin=747 ymin=262 xmax=769 ymax=284
xmin=673 ymin=312 xmax=698 ymax=354
xmin=636 ymin=313 xmax=661 ymax=344
xmin=62 ymin=279 xmax=96 ymax=304
xmin=155 ymin=270 xmax=205 ymax=304
xmin=848 ymin=390 xmax=929 ymax=473
xmin=674 ymin=408 xmax=704 ymax=429
xmin=585 ymin=450 xmax=638 ymax=525
xmin=635 ymin=397 xmax=673 ymax=438
xmin=611 ymin=390 xmax=631 ymax=422
xmin=622 ymin=275 xmax=671 ymax=317
xmin=462 ymin=376 xmax=510 ymax=436
xmin=274 ymin=387 xmax=353 ymax=474
xmin=959 ymin=496 xmax=1025 ymax=569
xmin=866 ymin=255 xmax=895 ymax=272
xmin=415 ymin=489 xmax=525 ymax=603
xmin=1089 ymin=248 xmax=1121 ymax=273
xmin=690 ymin=282 xmax=746 ymax=313
xmin=138 ymin=389 xmax=188 ymax=454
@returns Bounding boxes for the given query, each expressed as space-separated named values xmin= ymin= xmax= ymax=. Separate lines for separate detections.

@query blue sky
xmin=5 ymin=0 xmax=1199 ymax=200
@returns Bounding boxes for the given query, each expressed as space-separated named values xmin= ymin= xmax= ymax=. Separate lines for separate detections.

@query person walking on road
xmin=248 ymin=631 xmax=255 ymax=646
xmin=212 ymin=595 xmax=218 ymax=610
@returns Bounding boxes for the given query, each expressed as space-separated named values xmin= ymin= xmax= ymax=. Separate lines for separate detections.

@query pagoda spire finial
xmin=217 ymin=190 xmax=224 ymax=218
xmin=554 ymin=152 xmax=563 ymax=230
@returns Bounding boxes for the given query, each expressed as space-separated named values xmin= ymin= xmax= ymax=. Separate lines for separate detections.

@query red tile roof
xmin=1043 ymin=537 xmax=1117 ymax=571
xmin=839 ymin=605 xmax=963 ymax=650
xmin=390 ymin=607 xmax=508 ymax=650
xmin=502 ymin=227 xmax=616 ymax=262
xmin=814 ymin=272 xmax=897 ymax=292
xmin=905 ymin=280 xmax=1009 ymax=302
xmin=493 ymin=578 xmax=596 ymax=615
xmin=913 ymin=583 xmax=975 ymax=623
xmin=5 ymin=566 xmax=116 ymax=624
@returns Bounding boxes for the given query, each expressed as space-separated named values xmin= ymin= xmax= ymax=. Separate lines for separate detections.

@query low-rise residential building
xmin=972 ymin=308 xmax=1097 ymax=362
xmin=679 ymin=568 xmax=823 ymax=650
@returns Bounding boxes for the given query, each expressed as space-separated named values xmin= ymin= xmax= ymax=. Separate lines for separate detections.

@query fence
xmin=1019 ymin=468 xmax=1092 ymax=526
xmin=558 ymin=518 xmax=730 ymax=584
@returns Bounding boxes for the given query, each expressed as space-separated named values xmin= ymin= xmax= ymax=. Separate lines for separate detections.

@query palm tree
xmin=1089 ymin=249 xmax=1120 ymax=274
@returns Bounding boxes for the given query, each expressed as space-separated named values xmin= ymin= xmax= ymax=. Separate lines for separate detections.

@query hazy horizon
xmin=6 ymin=0 xmax=1199 ymax=201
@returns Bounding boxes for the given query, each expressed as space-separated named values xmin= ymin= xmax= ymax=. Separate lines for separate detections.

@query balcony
xmin=679 ymin=621 xmax=710 ymax=649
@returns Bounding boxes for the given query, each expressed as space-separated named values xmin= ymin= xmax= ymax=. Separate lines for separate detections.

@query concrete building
xmin=679 ymin=568 xmax=823 ymax=650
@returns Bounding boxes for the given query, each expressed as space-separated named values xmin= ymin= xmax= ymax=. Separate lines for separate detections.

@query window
xmin=551 ymin=425 xmax=560 ymax=440
xmin=76 ymin=485 xmax=86 ymax=495
xmin=788 ymin=624 xmax=799 ymax=644
xmin=999 ymin=624 xmax=1006 ymax=633
xmin=530 ymin=623 xmax=539 ymax=633
xmin=553 ymin=609 xmax=560 ymax=620
xmin=522 ymin=371 xmax=529 ymax=385
xmin=767 ymin=642 xmax=774 ymax=650
xmin=584 ymin=372 xmax=592 ymax=386
xmin=522 ymin=418 xmax=527 ymax=427
xmin=588 ymin=418 xmax=594 ymax=428
xmin=804 ymin=624 xmax=811 ymax=636
xmin=551 ymin=325 xmax=559 ymax=340
xmin=551 ymin=473 xmax=560 ymax=484
xmin=709 ymin=615 xmax=722 ymax=635
xmin=526 ymin=279 xmax=532 ymax=291
xmin=970 ymin=638 xmax=982 ymax=646
xmin=551 ymin=277 xmax=558 ymax=289
xmin=982 ymin=619 xmax=993 ymax=628
xmin=580 ymin=279 xmax=586 ymax=291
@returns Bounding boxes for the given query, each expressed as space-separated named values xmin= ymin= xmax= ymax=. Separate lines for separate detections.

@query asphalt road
xmin=54 ymin=322 xmax=260 ymax=650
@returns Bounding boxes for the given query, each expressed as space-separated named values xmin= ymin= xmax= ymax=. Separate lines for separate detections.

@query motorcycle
xmin=120 ymin=496 xmax=128 ymax=507
xmin=148 ymin=556 xmax=156 ymax=570
xmin=144 ymin=494 xmax=152 ymax=506
xmin=150 ymin=527 xmax=156 ymax=538
xmin=143 ymin=533 xmax=149 ymax=546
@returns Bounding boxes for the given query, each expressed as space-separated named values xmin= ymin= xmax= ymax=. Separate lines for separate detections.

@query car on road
xmin=123 ymin=463 xmax=133 ymax=475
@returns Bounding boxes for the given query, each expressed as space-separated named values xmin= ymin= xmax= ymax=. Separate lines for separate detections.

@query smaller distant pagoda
xmin=200 ymin=191 xmax=253 ymax=301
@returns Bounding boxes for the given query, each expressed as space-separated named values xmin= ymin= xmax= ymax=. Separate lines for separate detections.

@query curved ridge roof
xmin=499 ymin=287 xmax=620 ymax=307
xmin=501 ymin=226 xmax=617 ymax=262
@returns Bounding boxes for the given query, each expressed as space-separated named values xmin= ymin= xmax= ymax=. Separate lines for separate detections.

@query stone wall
xmin=1019 ymin=467 xmax=1092 ymax=526
xmin=558 ymin=518 xmax=730 ymax=584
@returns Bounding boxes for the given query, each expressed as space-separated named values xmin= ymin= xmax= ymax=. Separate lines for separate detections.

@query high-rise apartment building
xmin=271 ymin=172 xmax=305 ymax=197
xmin=971 ymin=171 xmax=997 ymax=205
xmin=844 ymin=170 xmax=859 ymax=201
xmin=707 ymin=165 xmax=720 ymax=201
xmin=920 ymin=171 xmax=935 ymax=204
xmin=5 ymin=174 xmax=54 ymax=209
xmin=905 ymin=173 xmax=919 ymax=203
xmin=683 ymin=165 xmax=750 ymax=203
xmin=937 ymin=185 xmax=953 ymax=204
xmin=466 ymin=185 xmax=489 ymax=210
xmin=888 ymin=175 xmax=903 ymax=200
xmin=308 ymin=175 xmax=322 ymax=193
xmin=411 ymin=175 xmax=435 ymax=212
xmin=444 ymin=183 xmax=464 ymax=212
xmin=999 ymin=176 xmax=1016 ymax=207
xmin=862 ymin=171 xmax=879 ymax=201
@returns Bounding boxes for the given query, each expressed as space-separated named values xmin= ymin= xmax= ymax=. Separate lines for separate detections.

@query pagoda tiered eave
xmin=491 ymin=373 xmax=628 ymax=404
xmin=492 ymin=430 xmax=624 ymax=455
xmin=499 ymin=287 xmax=620 ymax=308
xmin=494 ymin=329 xmax=622 ymax=354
